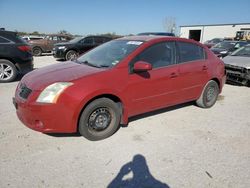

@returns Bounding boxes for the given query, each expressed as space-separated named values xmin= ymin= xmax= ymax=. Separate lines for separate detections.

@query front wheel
xmin=196 ymin=80 xmax=219 ymax=108
xmin=78 ymin=98 xmax=121 ymax=141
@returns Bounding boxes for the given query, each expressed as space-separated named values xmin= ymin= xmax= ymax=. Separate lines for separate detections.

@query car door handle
xmin=202 ymin=65 xmax=208 ymax=70
xmin=170 ymin=72 xmax=178 ymax=78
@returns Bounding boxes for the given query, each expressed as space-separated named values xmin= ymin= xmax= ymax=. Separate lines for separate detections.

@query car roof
xmin=0 ymin=30 xmax=16 ymax=35
xmin=116 ymin=35 xmax=200 ymax=44
xmin=46 ymin=34 xmax=72 ymax=37
xmin=116 ymin=35 xmax=175 ymax=42
xmin=85 ymin=35 xmax=112 ymax=38
xmin=137 ymin=32 xmax=175 ymax=36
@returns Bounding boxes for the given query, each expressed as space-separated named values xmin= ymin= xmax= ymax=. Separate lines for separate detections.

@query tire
xmin=0 ymin=59 xmax=17 ymax=83
xmin=196 ymin=80 xmax=219 ymax=108
xmin=65 ymin=50 xmax=78 ymax=61
xmin=78 ymin=98 xmax=121 ymax=141
xmin=32 ymin=47 xmax=42 ymax=56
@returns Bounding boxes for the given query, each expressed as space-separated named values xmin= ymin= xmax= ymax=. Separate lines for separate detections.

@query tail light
xmin=18 ymin=45 xmax=31 ymax=52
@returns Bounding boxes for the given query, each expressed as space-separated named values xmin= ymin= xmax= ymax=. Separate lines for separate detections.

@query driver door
xmin=126 ymin=41 xmax=181 ymax=116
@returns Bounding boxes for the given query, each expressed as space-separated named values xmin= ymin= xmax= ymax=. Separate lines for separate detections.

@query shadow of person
xmin=108 ymin=154 xmax=170 ymax=188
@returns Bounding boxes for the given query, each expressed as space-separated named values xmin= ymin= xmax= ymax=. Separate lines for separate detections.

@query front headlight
xmin=58 ymin=46 xmax=66 ymax=49
xmin=220 ymin=50 xmax=228 ymax=54
xmin=36 ymin=82 xmax=73 ymax=103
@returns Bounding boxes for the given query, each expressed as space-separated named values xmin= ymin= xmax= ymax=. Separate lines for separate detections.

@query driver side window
xmin=132 ymin=42 xmax=175 ymax=70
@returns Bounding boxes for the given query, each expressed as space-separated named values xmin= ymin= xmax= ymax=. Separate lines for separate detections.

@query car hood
xmin=22 ymin=61 xmax=105 ymax=90
xmin=223 ymin=56 xmax=250 ymax=69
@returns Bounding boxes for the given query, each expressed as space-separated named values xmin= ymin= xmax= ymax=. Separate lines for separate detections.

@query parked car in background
xmin=137 ymin=32 xmax=175 ymax=36
xmin=13 ymin=36 xmax=225 ymax=140
xmin=223 ymin=44 xmax=250 ymax=86
xmin=22 ymin=35 xmax=44 ymax=41
xmin=211 ymin=41 xmax=248 ymax=58
xmin=204 ymin=38 xmax=223 ymax=48
xmin=0 ymin=30 xmax=33 ymax=82
xmin=28 ymin=34 xmax=72 ymax=56
xmin=53 ymin=36 xmax=111 ymax=60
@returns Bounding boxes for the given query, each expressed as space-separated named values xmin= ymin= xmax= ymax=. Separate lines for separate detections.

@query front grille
xmin=19 ymin=83 xmax=32 ymax=99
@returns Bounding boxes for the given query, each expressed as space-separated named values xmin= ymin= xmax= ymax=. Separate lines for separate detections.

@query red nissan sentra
xmin=13 ymin=36 xmax=226 ymax=140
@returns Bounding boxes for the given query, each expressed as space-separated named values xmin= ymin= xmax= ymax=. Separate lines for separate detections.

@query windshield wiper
xmin=82 ymin=61 xmax=111 ymax=68
xmin=231 ymin=53 xmax=250 ymax=57
xmin=80 ymin=60 xmax=100 ymax=68
xmin=98 ymin=64 xmax=110 ymax=68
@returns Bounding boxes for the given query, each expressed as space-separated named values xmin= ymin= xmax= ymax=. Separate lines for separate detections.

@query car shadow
xmin=107 ymin=154 xmax=170 ymax=188
xmin=44 ymin=102 xmax=194 ymax=138
xmin=127 ymin=101 xmax=194 ymax=124
xmin=56 ymin=58 xmax=66 ymax=62
xmin=45 ymin=132 xmax=81 ymax=137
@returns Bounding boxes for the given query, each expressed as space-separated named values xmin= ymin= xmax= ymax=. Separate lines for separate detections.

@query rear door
xmin=127 ymin=41 xmax=182 ymax=116
xmin=46 ymin=36 xmax=58 ymax=51
xmin=176 ymin=41 xmax=209 ymax=101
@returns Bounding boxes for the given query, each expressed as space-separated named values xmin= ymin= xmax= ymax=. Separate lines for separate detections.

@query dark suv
xmin=0 ymin=30 xmax=33 ymax=83
xmin=53 ymin=36 xmax=111 ymax=60
xmin=29 ymin=34 xmax=72 ymax=56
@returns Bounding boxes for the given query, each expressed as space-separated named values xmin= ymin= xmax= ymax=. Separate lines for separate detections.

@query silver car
xmin=223 ymin=44 xmax=250 ymax=86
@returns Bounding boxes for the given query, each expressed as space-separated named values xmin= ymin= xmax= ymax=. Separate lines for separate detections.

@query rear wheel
xmin=65 ymin=50 xmax=78 ymax=61
xmin=0 ymin=59 xmax=17 ymax=83
xmin=196 ymin=80 xmax=219 ymax=108
xmin=78 ymin=98 xmax=121 ymax=141
xmin=32 ymin=47 xmax=42 ymax=56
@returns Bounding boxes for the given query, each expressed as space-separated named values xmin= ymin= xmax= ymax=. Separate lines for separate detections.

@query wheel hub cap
xmin=88 ymin=108 xmax=111 ymax=131
xmin=0 ymin=64 xmax=13 ymax=80
xmin=207 ymin=87 xmax=215 ymax=101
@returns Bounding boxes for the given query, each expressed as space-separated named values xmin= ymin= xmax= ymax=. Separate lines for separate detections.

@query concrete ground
xmin=0 ymin=56 xmax=249 ymax=188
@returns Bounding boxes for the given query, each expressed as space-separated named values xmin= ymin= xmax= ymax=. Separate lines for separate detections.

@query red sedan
xmin=13 ymin=36 xmax=226 ymax=140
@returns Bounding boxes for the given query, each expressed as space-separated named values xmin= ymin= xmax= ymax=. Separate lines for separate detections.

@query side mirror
xmin=133 ymin=61 xmax=152 ymax=73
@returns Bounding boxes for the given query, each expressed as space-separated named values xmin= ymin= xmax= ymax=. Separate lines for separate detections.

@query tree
xmin=163 ymin=17 xmax=176 ymax=34
xmin=58 ymin=30 xmax=71 ymax=35
xmin=31 ymin=31 xmax=39 ymax=35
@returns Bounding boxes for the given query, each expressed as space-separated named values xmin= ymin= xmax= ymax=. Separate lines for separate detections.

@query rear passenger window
xmin=177 ymin=42 xmax=205 ymax=63
xmin=59 ymin=37 xmax=67 ymax=41
xmin=0 ymin=36 xmax=10 ymax=43
xmin=52 ymin=36 xmax=58 ymax=41
xmin=135 ymin=42 xmax=175 ymax=69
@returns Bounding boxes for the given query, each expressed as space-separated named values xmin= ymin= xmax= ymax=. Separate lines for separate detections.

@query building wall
xmin=180 ymin=24 xmax=250 ymax=43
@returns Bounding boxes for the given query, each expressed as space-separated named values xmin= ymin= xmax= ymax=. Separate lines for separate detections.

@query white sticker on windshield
xmin=127 ymin=41 xmax=143 ymax=45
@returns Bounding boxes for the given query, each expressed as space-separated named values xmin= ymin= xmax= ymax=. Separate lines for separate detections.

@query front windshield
xmin=69 ymin=37 xmax=83 ymax=43
xmin=231 ymin=45 xmax=250 ymax=57
xmin=76 ymin=40 xmax=143 ymax=68
xmin=213 ymin=41 xmax=235 ymax=49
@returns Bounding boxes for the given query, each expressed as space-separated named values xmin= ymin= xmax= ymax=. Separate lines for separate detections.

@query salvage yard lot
xmin=0 ymin=56 xmax=250 ymax=188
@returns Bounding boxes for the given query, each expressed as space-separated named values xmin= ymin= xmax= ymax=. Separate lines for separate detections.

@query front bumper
xmin=13 ymin=84 xmax=79 ymax=133
xmin=53 ymin=48 xmax=66 ymax=59
xmin=225 ymin=64 xmax=250 ymax=85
